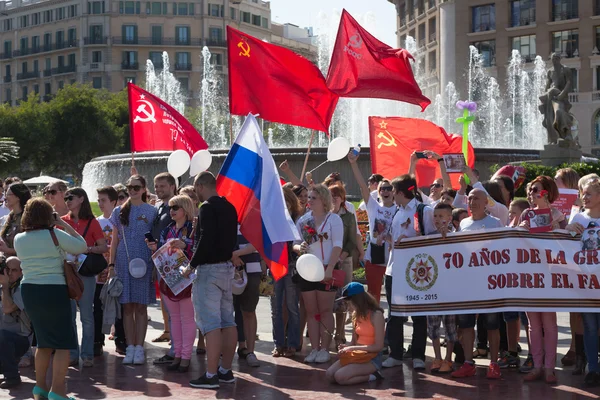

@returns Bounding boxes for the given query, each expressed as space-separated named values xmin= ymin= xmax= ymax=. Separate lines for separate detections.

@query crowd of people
xmin=0 ymin=149 xmax=598 ymax=399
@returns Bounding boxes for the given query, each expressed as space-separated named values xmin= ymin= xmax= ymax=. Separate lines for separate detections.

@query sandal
xmin=33 ymin=385 xmax=49 ymax=399
xmin=283 ymin=348 xmax=296 ymax=358
xmin=272 ymin=347 xmax=284 ymax=357
xmin=473 ymin=348 xmax=488 ymax=359
xmin=152 ymin=332 xmax=171 ymax=343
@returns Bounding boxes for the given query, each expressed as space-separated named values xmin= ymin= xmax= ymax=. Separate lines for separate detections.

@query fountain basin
xmin=81 ymin=148 xmax=541 ymax=201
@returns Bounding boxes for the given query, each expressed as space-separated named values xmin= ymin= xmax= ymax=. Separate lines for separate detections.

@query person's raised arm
xmin=426 ymin=151 xmax=452 ymax=190
xmin=279 ymin=160 xmax=303 ymax=186
xmin=408 ymin=151 xmax=419 ymax=177
xmin=347 ymin=152 xmax=371 ymax=204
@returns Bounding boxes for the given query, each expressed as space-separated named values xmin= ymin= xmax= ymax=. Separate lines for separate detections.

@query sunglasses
xmin=45 ymin=189 xmax=58 ymax=195
xmin=529 ymin=186 xmax=540 ymax=193
xmin=64 ymin=195 xmax=74 ymax=202
xmin=380 ymin=186 xmax=393 ymax=192
xmin=431 ymin=183 xmax=442 ymax=189
xmin=170 ymin=205 xmax=181 ymax=211
xmin=118 ymin=194 xmax=128 ymax=201
xmin=127 ymin=185 xmax=142 ymax=192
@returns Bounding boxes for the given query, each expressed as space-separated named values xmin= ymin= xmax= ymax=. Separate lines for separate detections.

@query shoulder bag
xmin=49 ymin=229 xmax=84 ymax=300
xmin=78 ymin=219 xmax=108 ymax=277
xmin=121 ymin=224 xmax=147 ymax=279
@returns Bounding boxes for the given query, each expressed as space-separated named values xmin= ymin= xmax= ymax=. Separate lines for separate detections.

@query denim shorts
xmin=192 ymin=262 xmax=236 ymax=335
xmin=371 ymin=351 xmax=383 ymax=371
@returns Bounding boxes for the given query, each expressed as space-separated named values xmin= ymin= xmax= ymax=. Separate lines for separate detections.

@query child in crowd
xmin=427 ymin=203 xmax=457 ymax=373
xmin=509 ymin=199 xmax=530 ymax=228
xmin=451 ymin=208 xmax=468 ymax=232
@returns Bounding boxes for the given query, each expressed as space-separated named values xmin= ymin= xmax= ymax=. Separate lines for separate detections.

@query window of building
xmin=211 ymin=53 xmax=222 ymax=65
xmin=176 ymin=51 xmax=189 ymax=65
xmin=512 ymin=34 xmax=536 ymax=61
xmin=120 ymin=1 xmax=140 ymax=14
xmin=418 ymin=24 xmax=425 ymax=45
xmin=230 ymin=7 xmax=236 ymax=19
xmin=44 ymin=10 xmax=52 ymax=23
xmin=472 ymin=4 xmax=495 ymax=33
xmin=429 ymin=50 xmax=436 ymax=71
xmin=44 ymin=82 xmax=51 ymax=95
xmin=209 ymin=27 xmax=222 ymax=41
xmin=92 ymin=50 xmax=102 ymax=62
xmin=5 ymin=65 xmax=10 ymax=78
xmin=33 ymin=60 xmax=38 ymax=72
xmin=56 ymin=7 xmax=65 ymax=20
xmin=33 ymin=84 xmax=39 ymax=94
xmin=209 ymin=3 xmax=221 ymax=16
xmin=428 ymin=17 xmax=436 ymax=42
xmin=147 ymin=2 xmax=162 ymax=14
xmin=69 ymin=5 xmax=77 ymax=17
xmin=5 ymin=89 xmax=11 ymax=104
xmin=89 ymin=25 xmax=103 ymax=43
xmin=175 ymin=26 xmax=190 ymax=45
xmin=43 ymin=33 xmax=51 ymax=50
xmin=3 ymin=19 xmax=13 ymax=32
xmin=58 ymin=81 xmax=64 ymax=89
xmin=122 ymin=51 xmax=138 ymax=67
xmin=252 ymin=14 xmax=261 ymax=26
xmin=89 ymin=1 xmax=104 ymax=14
xmin=552 ymin=0 xmax=578 ymax=22
xmin=596 ymin=26 xmax=600 ymax=50
xmin=45 ymin=58 xmax=51 ymax=71
xmin=552 ymin=29 xmax=579 ymax=58
xmin=570 ymin=68 xmax=578 ymax=92
xmin=58 ymin=55 xmax=64 ymax=67
xmin=510 ymin=0 xmax=535 ymax=27
xmin=151 ymin=25 xmax=162 ymax=44
xmin=123 ymin=25 xmax=138 ymax=44
xmin=595 ymin=110 xmax=600 ymax=144
xmin=177 ymin=3 xmax=188 ymax=15
xmin=177 ymin=77 xmax=189 ymax=94
xmin=32 ymin=36 xmax=39 ymax=51
xmin=20 ymin=37 xmax=28 ymax=52
xmin=261 ymin=17 xmax=268 ymax=29
xmin=56 ymin=31 xmax=64 ymax=47
xmin=22 ymin=86 xmax=27 ymax=100
xmin=242 ymin=11 xmax=250 ymax=23
xmin=68 ymin=28 xmax=76 ymax=45
xmin=92 ymin=77 xmax=102 ymax=89
xmin=32 ymin=12 xmax=40 ymax=26
xmin=21 ymin=62 xmax=27 ymax=73
xmin=3 ymin=41 xmax=10 ymax=56
xmin=19 ymin=15 xmax=28 ymax=28
xmin=471 ymin=40 xmax=496 ymax=67
xmin=68 ymin=53 xmax=75 ymax=66
xmin=149 ymin=51 xmax=163 ymax=68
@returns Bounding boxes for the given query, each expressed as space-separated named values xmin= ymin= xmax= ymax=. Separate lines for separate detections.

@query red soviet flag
xmin=368 ymin=117 xmax=475 ymax=188
xmin=227 ymin=26 xmax=339 ymax=133
xmin=327 ymin=10 xmax=430 ymax=111
xmin=128 ymin=83 xmax=208 ymax=155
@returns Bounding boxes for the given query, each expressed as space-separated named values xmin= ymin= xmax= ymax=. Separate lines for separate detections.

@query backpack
xmin=416 ymin=203 xmax=427 ymax=236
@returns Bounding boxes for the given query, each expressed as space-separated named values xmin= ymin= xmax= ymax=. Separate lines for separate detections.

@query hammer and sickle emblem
xmin=377 ymin=131 xmax=397 ymax=149
xmin=133 ymin=100 xmax=157 ymax=123
xmin=238 ymin=39 xmax=251 ymax=58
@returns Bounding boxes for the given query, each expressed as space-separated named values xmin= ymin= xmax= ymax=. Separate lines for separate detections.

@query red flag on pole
xmin=368 ymin=117 xmax=475 ymax=188
xmin=326 ymin=10 xmax=431 ymax=111
xmin=227 ymin=26 xmax=339 ymax=133
xmin=128 ymin=83 xmax=208 ymax=155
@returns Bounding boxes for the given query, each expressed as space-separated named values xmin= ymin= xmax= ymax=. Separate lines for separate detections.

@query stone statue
xmin=539 ymin=53 xmax=576 ymax=147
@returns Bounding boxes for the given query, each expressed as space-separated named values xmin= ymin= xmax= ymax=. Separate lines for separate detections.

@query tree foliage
xmin=1 ymin=85 xmax=129 ymax=180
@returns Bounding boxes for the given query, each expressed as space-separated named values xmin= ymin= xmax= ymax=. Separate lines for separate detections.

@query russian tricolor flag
xmin=216 ymin=114 xmax=300 ymax=280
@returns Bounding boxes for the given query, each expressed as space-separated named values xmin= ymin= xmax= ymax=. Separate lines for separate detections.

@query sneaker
xmin=451 ymin=362 xmax=477 ymax=378
xmin=82 ymin=357 xmax=94 ymax=368
xmin=431 ymin=359 xmax=443 ymax=373
xmin=497 ymin=352 xmax=520 ymax=369
xmin=584 ymin=371 xmax=600 ymax=387
xmin=153 ymin=354 xmax=175 ymax=365
xmin=315 ymin=349 xmax=331 ymax=363
xmin=122 ymin=345 xmax=135 ymax=364
xmin=133 ymin=345 xmax=145 ymax=365
xmin=246 ymin=352 xmax=260 ymax=367
xmin=382 ymin=356 xmax=403 ymax=368
xmin=0 ymin=378 xmax=21 ymax=389
xmin=218 ymin=369 xmax=236 ymax=383
xmin=304 ymin=349 xmax=319 ymax=363
xmin=413 ymin=358 xmax=426 ymax=370
xmin=486 ymin=362 xmax=501 ymax=379
xmin=519 ymin=355 xmax=534 ymax=373
xmin=189 ymin=372 xmax=219 ymax=389
xmin=439 ymin=360 xmax=453 ymax=373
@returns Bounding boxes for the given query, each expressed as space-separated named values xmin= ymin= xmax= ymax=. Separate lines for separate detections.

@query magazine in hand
xmin=151 ymin=240 xmax=194 ymax=296
xmin=524 ymin=208 xmax=553 ymax=233
xmin=442 ymin=153 xmax=466 ymax=173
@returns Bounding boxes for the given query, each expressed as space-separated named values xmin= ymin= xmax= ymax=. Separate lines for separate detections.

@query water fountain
xmin=82 ymin=10 xmax=550 ymax=199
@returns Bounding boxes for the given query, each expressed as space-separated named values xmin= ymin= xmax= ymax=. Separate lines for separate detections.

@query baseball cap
xmin=336 ymin=282 xmax=365 ymax=302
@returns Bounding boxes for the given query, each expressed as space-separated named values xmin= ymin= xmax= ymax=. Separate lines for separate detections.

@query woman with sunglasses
xmin=348 ymin=152 xmax=397 ymax=302
xmin=147 ymin=195 xmax=196 ymax=372
xmin=519 ymin=176 xmax=563 ymax=384
xmin=45 ymin=181 xmax=69 ymax=218
xmin=108 ymin=175 xmax=157 ymax=365
xmin=113 ymin=184 xmax=129 ymax=207
xmin=61 ymin=188 xmax=108 ymax=368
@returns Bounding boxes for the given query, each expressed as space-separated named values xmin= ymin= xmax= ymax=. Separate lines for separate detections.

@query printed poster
xmin=151 ymin=241 xmax=194 ymax=296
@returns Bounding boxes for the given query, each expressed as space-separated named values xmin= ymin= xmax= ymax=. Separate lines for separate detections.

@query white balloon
xmin=327 ymin=137 xmax=351 ymax=162
xmin=296 ymin=253 xmax=325 ymax=282
xmin=189 ymin=150 xmax=213 ymax=176
xmin=167 ymin=150 xmax=191 ymax=178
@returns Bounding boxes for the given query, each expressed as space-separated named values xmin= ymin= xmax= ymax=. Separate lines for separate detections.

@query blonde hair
xmin=168 ymin=195 xmax=195 ymax=221
xmin=582 ymin=177 xmax=600 ymax=194
xmin=555 ymin=168 xmax=580 ymax=190
xmin=579 ymin=174 xmax=600 ymax=192
xmin=179 ymin=185 xmax=199 ymax=205
xmin=310 ymin=184 xmax=333 ymax=214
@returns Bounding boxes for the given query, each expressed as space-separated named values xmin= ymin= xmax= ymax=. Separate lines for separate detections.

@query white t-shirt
xmin=237 ymin=226 xmax=262 ymax=273
xmin=296 ymin=211 xmax=344 ymax=265
xmin=358 ymin=190 xmax=379 ymax=211
xmin=385 ymin=199 xmax=436 ymax=276
xmin=365 ymin=198 xmax=398 ymax=265
xmin=460 ymin=215 xmax=503 ymax=232
xmin=453 ymin=182 xmax=509 ymax=226
xmin=571 ymin=212 xmax=600 ymax=251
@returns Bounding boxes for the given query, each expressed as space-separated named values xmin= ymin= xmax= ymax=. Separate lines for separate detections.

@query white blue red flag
xmin=216 ymin=114 xmax=300 ymax=280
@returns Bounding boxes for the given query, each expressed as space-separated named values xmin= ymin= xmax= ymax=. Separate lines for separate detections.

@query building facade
xmin=0 ymin=0 xmax=316 ymax=105
xmin=389 ymin=0 xmax=600 ymax=154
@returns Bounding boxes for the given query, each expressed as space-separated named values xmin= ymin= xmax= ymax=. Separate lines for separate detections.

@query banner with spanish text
xmin=390 ymin=228 xmax=600 ymax=316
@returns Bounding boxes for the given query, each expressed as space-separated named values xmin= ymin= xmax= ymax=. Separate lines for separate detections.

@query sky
xmin=268 ymin=0 xmax=398 ymax=47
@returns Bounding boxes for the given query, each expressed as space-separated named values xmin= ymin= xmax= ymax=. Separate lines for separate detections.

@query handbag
xmin=78 ymin=219 xmax=108 ymax=277
xmin=370 ymin=242 xmax=385 ymax=265
xmin=339 ymin=350 xmax=378 ymax=366
xmin=121 ymin=225 xmax=147 ymax=278
xmin=49 ymin=229 xmax=84 ymax=301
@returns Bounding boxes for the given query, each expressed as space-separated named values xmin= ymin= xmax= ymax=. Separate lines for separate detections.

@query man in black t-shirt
xmin=183 ymin=171 xmax=238 ymax=390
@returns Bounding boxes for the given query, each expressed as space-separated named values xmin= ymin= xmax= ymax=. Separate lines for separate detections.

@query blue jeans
xmin=582 ymin=312 xmax=600 ymax=373
xmin=0 ymin=329 xmax=30 ymax=380
xmin=70 ymin=274 xmax=96 ymax=360
xmin=192 ymin=263 xmax=236 ymax=335
xmin=270 ymin=272 xmax=300 ymax=349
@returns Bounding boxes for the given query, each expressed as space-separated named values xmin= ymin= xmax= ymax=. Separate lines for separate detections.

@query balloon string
xmin=308 ymin=160 xmax=329 ymax=174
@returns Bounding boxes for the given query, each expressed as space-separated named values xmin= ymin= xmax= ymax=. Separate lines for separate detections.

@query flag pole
xmin=300 ymin=130 xmax=315 ymax=183
xmin=229 ymin=114 xmax=233 ymax=146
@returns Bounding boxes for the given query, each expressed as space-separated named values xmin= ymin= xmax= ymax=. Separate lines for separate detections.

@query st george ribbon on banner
xmin=128 ymin=83 xmax=208 ymax=156
xmin=390 ymin=228 xmax=600 ymax=316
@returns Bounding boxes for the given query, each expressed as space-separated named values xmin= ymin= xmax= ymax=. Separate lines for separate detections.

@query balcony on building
xmin=43 ymin=69 xmax=52 ymax=77
xmin=112 ymin=37 xmax=201 ymax=46
xmin=175 ymin=63 xmax=192 ymax=71
xmin=52 ymin=65 xmax=77 ymax=75
xmin=17 ymin=71 xmax=40 ymax=80
xmin=3 ymin=75 xmax=11 ymax=83
xmin=84 ymin=36 xmax=108 ymax=45
xmin=121 ymin=61 xmax=139 ymax=70
xmin=205 ymin=39 xmax=226 ymax=47
xmin=0 ymin=52 xmax=11 ymax=60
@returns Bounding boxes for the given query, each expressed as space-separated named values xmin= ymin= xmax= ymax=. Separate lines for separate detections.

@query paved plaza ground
xmin=3 ymin=297 xmax=600 ymax=400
